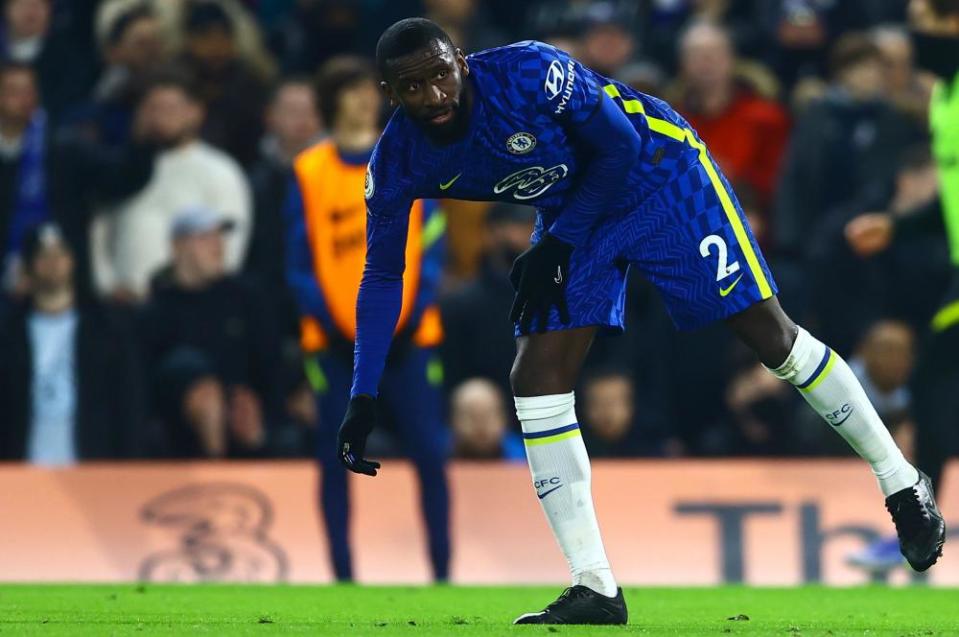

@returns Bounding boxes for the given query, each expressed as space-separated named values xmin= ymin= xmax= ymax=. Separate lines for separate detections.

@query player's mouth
xmin=427 ymin=108 xmax=454 ymax=125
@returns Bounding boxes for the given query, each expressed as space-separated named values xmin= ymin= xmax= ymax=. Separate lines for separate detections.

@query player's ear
xmin=379 ymin=80 xmax=397 ymax=107
xmin=456 ymin=48 xmax=469 ymax=76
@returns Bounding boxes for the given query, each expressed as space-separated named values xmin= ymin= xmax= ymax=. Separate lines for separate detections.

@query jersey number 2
xmin=699 ymin=234 xmax=740 ymax=281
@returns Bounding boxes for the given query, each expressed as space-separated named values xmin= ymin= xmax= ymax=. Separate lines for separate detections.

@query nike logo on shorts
xmin=719 ymin=273 xmax=744 ymax=297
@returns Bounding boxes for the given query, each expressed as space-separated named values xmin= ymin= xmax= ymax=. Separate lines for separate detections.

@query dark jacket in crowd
xmin=0 ymin=130 xmax=156 ymax=297
xmin=141 ymin=271 xmax=285 ymax=432
xmin=440 ymin=259 xmax=518 ymax=401
xmin=775 ymin=90 xmax=922 ymax=259
xmin=184 ymin=57 xmax=269 ymax=167
xmin=244 ymin=149 xmax=299 ymax=339
xmin=0 ymin=302 xmax=145 ymax=460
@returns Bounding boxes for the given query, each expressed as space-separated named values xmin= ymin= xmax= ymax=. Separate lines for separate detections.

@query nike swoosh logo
xmin=537 ymin=485 xmax=562 ymax=499
xmin=719 ymin=273 xmax=744 ymax=297
xmin=439 ymin=173 xmax=462 ymax=190
xmin=831 ymin=410 xmax=854 ymax=426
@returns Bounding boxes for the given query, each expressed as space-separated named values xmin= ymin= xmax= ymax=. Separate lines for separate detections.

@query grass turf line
xmin=0 ymin=585 xmax=957 ymax=636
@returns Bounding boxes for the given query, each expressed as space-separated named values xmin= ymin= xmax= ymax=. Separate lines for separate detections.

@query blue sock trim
xmin=796 ymin=346 xmax=832 ymax=389
xmin=522 ymin=422 xmax=580 ymax=439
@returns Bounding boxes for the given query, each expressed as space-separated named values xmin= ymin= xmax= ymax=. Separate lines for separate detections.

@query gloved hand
xmin=509 ymin=233 xmax=573 ymax=333
xmin=337 ymin=395 xmax=381 ymax=476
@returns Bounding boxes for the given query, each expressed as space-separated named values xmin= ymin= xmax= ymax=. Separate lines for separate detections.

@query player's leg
xmin=726 ymin=298 xmax=919 ymax=494
xmin=378 ymin=346 xmax=451 ymax=582
xmin=313 ymin=353 xmax=355 ymax=581
xmin=511 ymin=326 xmax=627 ymax=624
xmin=633 ymin=149 xmax=944 ymax=571
xmin=726 ymin=298 xmax=944 ymax=570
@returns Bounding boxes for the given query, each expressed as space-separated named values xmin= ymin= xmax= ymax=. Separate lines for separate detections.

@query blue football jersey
xmin=351 ymin=39 xmax=777 ymax=398
xmin=364 ymin=40 xmax=700 ymax=234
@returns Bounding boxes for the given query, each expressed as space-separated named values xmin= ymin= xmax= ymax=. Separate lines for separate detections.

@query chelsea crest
xmin=507 ymin=132 xmax=536 ymax=155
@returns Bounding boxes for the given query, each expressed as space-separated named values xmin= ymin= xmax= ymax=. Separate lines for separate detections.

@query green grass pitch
xmin=1 ymin=585 xmax=958 ymax=636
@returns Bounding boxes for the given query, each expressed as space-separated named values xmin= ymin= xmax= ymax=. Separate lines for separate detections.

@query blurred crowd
xmin=0 ymin=0 xmax=947 ymax=466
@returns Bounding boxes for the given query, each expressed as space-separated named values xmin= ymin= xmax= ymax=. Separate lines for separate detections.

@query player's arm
xmin=338 ymin=156 xmax=414 ymax=476
xmin=510 ymin=45 xmax=643 ymax=332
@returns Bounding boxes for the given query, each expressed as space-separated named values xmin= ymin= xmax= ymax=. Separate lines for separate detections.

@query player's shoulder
xmin=467 ymin=39 xmax=564 ymax=64
xmin=468 ymin=40 xmax=582 ymax=111
xmin=369 ymin=109 xmax=418 ymax=179
xmin=467 ymin=39 xmax=575 ymax=82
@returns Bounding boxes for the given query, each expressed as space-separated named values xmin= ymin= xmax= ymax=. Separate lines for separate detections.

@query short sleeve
xmin=517 ymin=41 xmax=602 ymax=127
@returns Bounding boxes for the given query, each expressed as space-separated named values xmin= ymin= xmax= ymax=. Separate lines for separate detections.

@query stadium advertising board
xmin=0 ymin=461 xmax=955 ymax=585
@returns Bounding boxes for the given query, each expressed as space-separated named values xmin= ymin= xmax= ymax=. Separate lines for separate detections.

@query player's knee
xmin=509 ymin=355 xmax=563 ymax=397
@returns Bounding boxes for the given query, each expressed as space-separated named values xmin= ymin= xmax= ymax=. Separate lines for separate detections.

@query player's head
xmin=376 ymin=18 xmax=469 ymax=140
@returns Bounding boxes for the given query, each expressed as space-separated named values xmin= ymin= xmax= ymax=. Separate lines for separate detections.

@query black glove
xmin=509 ymin=233 xmax=573 ymax=333
xmin=337 ymin=395 xmax=381 ymax=476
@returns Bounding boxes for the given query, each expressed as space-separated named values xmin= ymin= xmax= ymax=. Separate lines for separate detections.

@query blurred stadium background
xmin=0 ymin=0 xmax=957 ymax=595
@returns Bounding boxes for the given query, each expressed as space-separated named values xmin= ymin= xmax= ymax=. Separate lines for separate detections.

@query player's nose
xmin=426 ymin=84 xmax=447 ymax=106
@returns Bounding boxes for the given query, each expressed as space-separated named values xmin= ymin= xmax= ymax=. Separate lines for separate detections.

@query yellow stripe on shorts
xmin=603 ymin=84 xmax=774 ymax=300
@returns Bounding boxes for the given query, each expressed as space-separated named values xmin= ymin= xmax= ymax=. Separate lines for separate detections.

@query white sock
xmin=768 ymin=327 xmax=919 ymax=496
xmin=515 ymin=392 xmax=617 ymax=597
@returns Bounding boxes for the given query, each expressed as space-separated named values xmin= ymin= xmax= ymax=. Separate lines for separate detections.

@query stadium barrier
xmin=0 ymin=460 xmax=955 ymax=585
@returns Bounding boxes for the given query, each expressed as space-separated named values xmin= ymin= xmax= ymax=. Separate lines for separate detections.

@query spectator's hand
xmin=230 ymin=385 xmax=265 ymax=449
xmin=184 ymin=378 xmax=226 ymax=458
xmin=286 ymin=381 xmax=317 ymax=428
xmin=509 ymin=233 xmax=573 ymax=334
xmin=845 ymin=213 xmax=894 ymax=257
xmin=337 ymin=395 xmax=380 ymax=476
xmin=109 ymin=286 xmax=141 ymax=305
xmin=908 ymin=0 xmax=950 ymax=34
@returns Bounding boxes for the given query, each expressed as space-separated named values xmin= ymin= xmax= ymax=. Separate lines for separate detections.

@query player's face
xmin=383 ymin=40 xmax=469 ymax=140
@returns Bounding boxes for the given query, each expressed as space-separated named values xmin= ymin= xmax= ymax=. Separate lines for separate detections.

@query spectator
xmin=752 ymin=0 xmax=902 ymax=90
xmin=579 ymin=369 xmax=649 ymax=458
xmin=179 ymin=0 xmax=270 ymax=166
xmin=245 ymin=77 xmax=321 ymax=337
xmin=441 ymin=202 xmax=535 ymax=401
xmin=141 ymin=206 xmax=284 ymax=459
xmin=284 ymin=55 xmax=449 ymax=582
xmin=721 ymin=361 xmax=804 ymax=456
xmin=636 ymin=0 xmax=763 ymax=73
xmin=774 ymin=33 xmax=921 ymax=261
xmin=872 ymin=24 xmax=934 ymax=128
xmin=672 ymin=21 xmax=790 ymax=215
xmin=0 ymin=62 xmax=156 ymax=299
xmin=0 ymin=0 xmax=96 ymax=120
xmin=808 ymin=145 xmax=943 ymax=353
xmin=90 ymin=71 xmax=251 ymax=302
xmin=805 ymin=320 xmax=916 ymax=459
xmin=851 ymin=320 xmax=914 ymax=426
xmin=450 ymin=378 xmax=525 ymax=461
xmin=423 ymin=0 xmax=508 ymax=52
xmin=579 ymin=12 xmax=635 ymax=77
xmin=268 ymin=0 xmax=364 ymax=75
xmin=68 ymin=3 xmax=168 ymax=148
xmin=0 ymin=222 xmax=145 ymax=463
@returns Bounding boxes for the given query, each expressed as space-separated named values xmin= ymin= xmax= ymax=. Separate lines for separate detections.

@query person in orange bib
xmin=284 ymin=56 xmax=449 ymax=581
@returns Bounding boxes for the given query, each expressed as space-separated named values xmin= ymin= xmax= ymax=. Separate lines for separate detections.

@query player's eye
xmin=436 ymin=70 xmax=448 ymax=80
xmin=405 ymin=82 xmax=419 ymax=93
